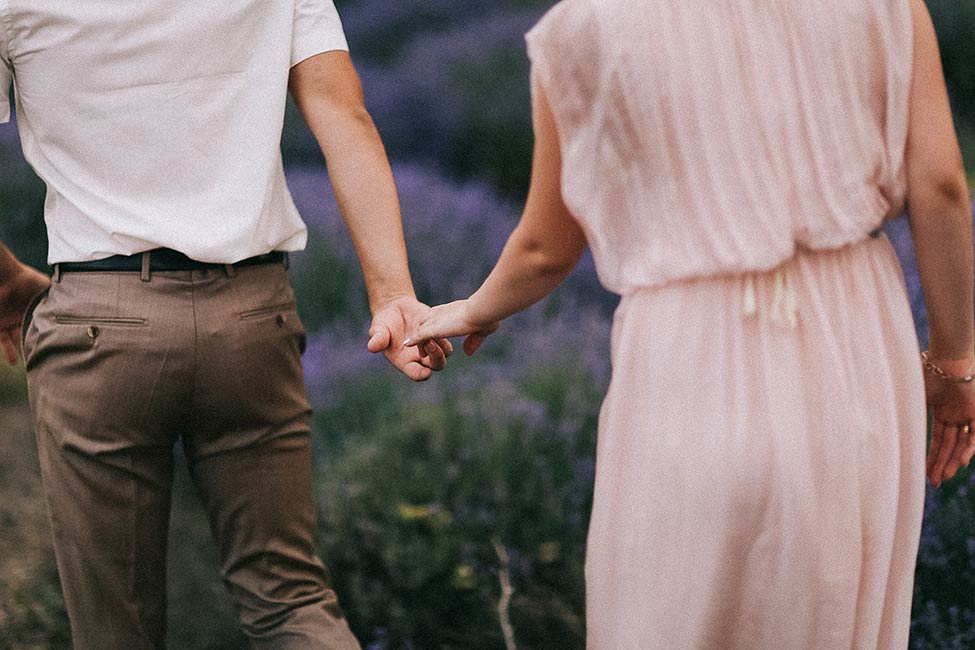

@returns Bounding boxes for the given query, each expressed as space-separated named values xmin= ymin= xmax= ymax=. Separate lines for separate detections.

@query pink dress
xmin=526 ymin=1 xmax=924 ymax=648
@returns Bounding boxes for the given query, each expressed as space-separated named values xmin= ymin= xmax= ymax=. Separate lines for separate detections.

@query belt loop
xmin=224 ymin=264 xmax=237 ymax=278
xmin=52 ymin=264 xmax=62 ymax=283
xmin=283 ymin=252 xmax=290 ymax=270
xmin=141 ymin=252 xmax=151 ymax=282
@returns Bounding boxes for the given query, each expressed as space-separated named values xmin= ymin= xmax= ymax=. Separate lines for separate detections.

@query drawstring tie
xmin=741 ymin=265 xmax=798 ymax=329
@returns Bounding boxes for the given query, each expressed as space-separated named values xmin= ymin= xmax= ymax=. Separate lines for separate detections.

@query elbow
xmin=908 ymin=168 xmax=972 ymax=217
xmin=321 ymin=97 xmax=373 ymax=130
xmin=934 ymin=174 xmax=972 ymax=211
xmin=517 ymin=234 xmax=579 ymax=278
xmin=310 ymin=99 xmax=378 ymax=156
xmin=340 ymin=102 xmax=374 ymax=128
xmin=307 ymin=88 xmax=374 ymax=134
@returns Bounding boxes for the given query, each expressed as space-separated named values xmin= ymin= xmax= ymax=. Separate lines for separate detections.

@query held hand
xmin=367 ymin=296 xmax=453 ymax=381
xmin=924 ymin=356 xmax=975 ymax=486
xmin=0 ymin=263 xmax=50 ymax=365
xmin=404 ymin=300 xmax=500 ymax=357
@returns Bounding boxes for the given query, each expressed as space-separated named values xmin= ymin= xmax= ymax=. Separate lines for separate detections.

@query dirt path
xmin=0 ymin=399 xmax=69 ymax=649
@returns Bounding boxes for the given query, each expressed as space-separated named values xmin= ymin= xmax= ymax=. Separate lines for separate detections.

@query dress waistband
xmin=739 ymin=227 xmax=884 ymax=329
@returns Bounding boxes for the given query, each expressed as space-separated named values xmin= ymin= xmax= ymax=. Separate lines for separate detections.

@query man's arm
xmin=288 ymin=51 xmax=449 ymax=381
xmin=0 ymin=243 xmax=50 ymax=365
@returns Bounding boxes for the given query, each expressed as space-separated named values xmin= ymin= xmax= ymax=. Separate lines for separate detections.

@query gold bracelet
xmin=921 ymin=351 xmax=975 ymax=383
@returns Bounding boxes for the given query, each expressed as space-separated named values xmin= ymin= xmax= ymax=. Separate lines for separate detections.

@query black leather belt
xmin=57 ymin=249 xmax=288 ymax=273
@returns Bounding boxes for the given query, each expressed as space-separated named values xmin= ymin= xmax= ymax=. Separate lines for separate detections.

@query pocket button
xmin=276 ymin=314 xmax=286 ymax=327
xmin=86 ymin=326 xmax=99 ymax=339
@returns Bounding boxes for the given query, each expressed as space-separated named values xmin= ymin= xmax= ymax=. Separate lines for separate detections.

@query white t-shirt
xmin=0 ymin=0 xmax=348 ymax=264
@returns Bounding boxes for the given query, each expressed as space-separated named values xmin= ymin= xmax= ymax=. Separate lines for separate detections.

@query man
xmin=0 ymin=1 xmax=449 ymax=647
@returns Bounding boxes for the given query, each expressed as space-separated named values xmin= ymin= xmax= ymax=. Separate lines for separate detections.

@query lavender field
xmin=1 ymin=1 xmax=975 ymax=648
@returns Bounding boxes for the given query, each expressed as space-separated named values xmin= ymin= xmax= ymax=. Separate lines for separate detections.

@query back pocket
xmin=53 ymin=316 xmax=148 ymax=327
xmin=239 ymin=301 xmax=297 ymax=321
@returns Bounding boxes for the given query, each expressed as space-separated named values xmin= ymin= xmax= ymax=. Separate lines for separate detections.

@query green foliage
xmin=957 ymin=124 xmax=975 ymax=184
xmin=446 ymin=47 xmax=535 ymax=199
xmin=0 ymin=2 xmax=973 ymax=647
xmin=290 ymin=235 xmax=367 ymax=331
xmin=165 ymin=460 xmax=249 ymax=650
xmin=0 ymin=557 xmax=71 ymax=650
xmin=0 ymin=364 xmax=27 ymax=406
xmin=0 ymin=147 xmax=47 ymax=270
xmin=344 ymin=13 xmax=456 ymax=67
xmin=313 ymin=365 xmax=598 ymax=650
xmin=927 ymin=0 xmax=975 ymax=122
xmin=911 ymin=466 xmax=975 ymax=648
xmin=917 ymin=469 xmax=975 ymax=595
xmin=0 ymin=404 xmax=70 ymax=650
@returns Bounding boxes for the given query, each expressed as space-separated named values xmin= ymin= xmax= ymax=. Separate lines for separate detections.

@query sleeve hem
xmin=290 ymin=42 xmax=349 ymax=69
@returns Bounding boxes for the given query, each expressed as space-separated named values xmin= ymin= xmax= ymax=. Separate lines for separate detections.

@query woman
xmin=407 ymin=0 xmax=975 ymax=647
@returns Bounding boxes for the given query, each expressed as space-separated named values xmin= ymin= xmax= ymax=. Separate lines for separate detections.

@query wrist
xmin=927 ymin=333 xmax=975 ymax=366
xmin=369 ymin=291 xmax=416 ymax=316
xmin=922 ymin=350 xmax=975 ymax=382
xmin=464 ymin=294 xmax=496 ymax=330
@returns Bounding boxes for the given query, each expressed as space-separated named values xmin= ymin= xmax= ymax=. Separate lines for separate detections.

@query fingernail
xmin=402 ymin=338 xmax=413 ymax=346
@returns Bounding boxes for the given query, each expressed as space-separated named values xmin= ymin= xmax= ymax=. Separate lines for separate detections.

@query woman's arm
xmin=904 ymin=0 xmax=975 ymax=485
xmin=464 ymin=81 xmax=588 ymax=325
xmin=406 ymin=79 xmax=588 ymax=355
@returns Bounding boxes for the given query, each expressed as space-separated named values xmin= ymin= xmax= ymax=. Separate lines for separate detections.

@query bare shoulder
xmin=904 ymin=0 xmax=968 ymax=202
xmin=906 ymin=0 xmax=947 ymax=88
xmin=907 ymin=0 xmax=936 ymax=44
xmin=528 ymin=0 xmax=604 ymax=62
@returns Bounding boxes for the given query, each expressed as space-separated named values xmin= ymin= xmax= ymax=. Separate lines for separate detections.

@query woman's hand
xmin=0 ymin=263 xmax=50 ymax=365
xmin=368 ymin=296 xmax=453 ymax=381
xmin=404 ymin=300 xmax=500 ymax=357
xmin=924 ymin=355 xmax=975 ymax=486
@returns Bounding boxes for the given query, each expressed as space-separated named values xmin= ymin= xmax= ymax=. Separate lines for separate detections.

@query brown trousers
xmin=22 ymin=263 xmax=361 ymax=650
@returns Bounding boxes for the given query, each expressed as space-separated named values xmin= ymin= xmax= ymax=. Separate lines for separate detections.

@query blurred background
xmin=1 ymin=1 xmax=974 ymax=648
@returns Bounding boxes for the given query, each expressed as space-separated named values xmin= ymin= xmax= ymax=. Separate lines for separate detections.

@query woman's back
xmin=410 ymin=1 xmax=972 ymax=648
xmin=527 ymin=0 xmax=913 ymax=294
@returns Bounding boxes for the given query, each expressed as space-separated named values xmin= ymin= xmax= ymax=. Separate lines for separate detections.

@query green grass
xmin=0 ymin=388 xmax=246 ymax=649
xmin=0 ymin=363 xmax=27 ymax=407
xmin=0 ymin=403 xmax=70 ymax=649
xmin=958 ymin=122 xmax=975 ymax=188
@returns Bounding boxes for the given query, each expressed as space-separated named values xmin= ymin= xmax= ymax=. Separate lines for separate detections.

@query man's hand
xmin=0 ymin=263 xmax=50 ymax=365
xmin=367 ymin=296 xmax=453 ymax=381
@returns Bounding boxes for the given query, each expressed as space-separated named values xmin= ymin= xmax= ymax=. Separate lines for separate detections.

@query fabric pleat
xmin=587 ymin=237 xmax=924 ymax=649
xmin=526 ymin=0 xmax=913 ymax=295
xmin=525 ymin=2 xmax=923 ymax=647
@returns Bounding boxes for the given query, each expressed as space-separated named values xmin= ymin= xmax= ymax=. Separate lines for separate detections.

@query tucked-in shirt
xmin=0 ymin=0 xmax=348 ymax=264
xmin=526 ymin=0 xmax=913 ymax=295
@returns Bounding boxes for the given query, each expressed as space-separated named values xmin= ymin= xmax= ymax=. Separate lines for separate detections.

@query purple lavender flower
xmin=883 ymin=215 xmax=929 ymax=346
